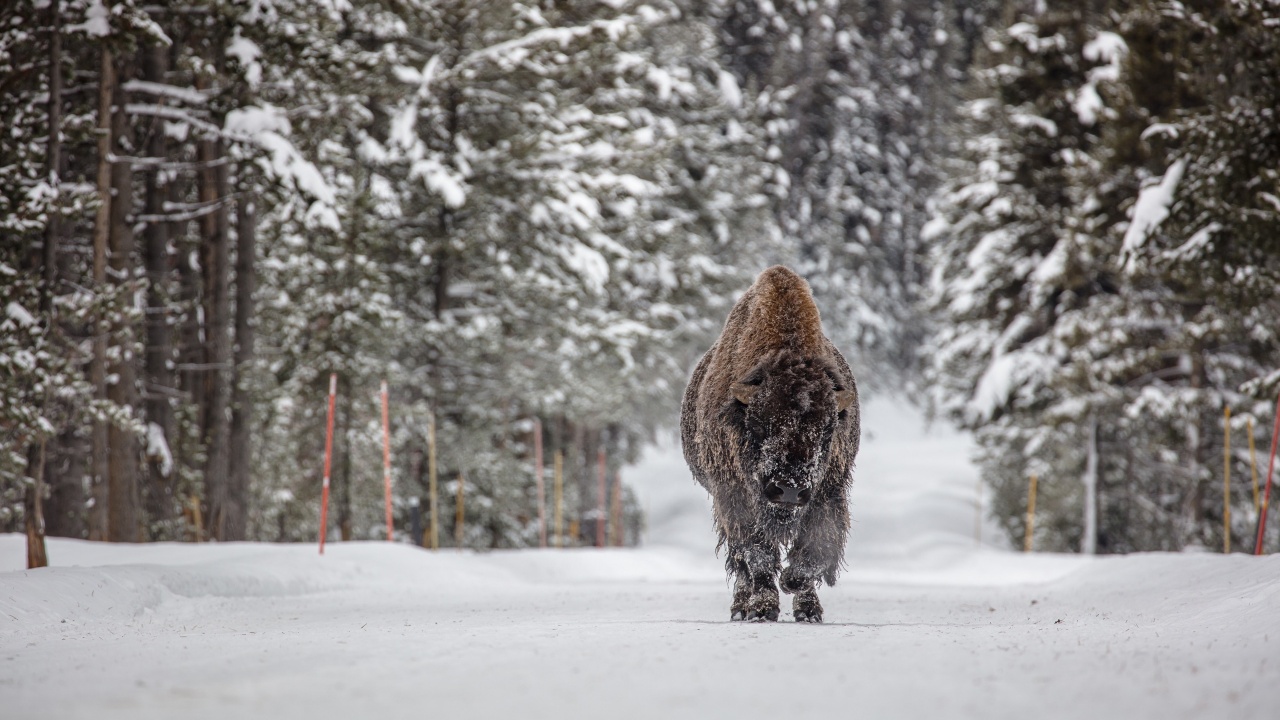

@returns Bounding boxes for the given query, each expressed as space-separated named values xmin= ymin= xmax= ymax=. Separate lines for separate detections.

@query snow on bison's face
xmin=724 ymin=349 xmax=856 ymax=507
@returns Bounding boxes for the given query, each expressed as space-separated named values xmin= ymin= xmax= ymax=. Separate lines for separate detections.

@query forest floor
xmin=3 ymin=399 xmax=1278 ymax=719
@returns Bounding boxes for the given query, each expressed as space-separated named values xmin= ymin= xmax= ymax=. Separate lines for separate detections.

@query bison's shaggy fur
xmin=680 ymin=266 xmax=860 ymax=622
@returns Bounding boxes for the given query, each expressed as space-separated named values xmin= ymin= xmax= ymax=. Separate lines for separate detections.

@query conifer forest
xmin=3 ymin=0 xmax=1279 ymax=560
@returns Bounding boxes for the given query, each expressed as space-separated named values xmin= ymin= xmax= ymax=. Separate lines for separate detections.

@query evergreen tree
xmin=707 ymin=0 xmax=963 ymax=383
xmin=927 ymin=2 xmax=1136 ymax=552
xmin=928 ymin=0 xmax=1280 ymax=552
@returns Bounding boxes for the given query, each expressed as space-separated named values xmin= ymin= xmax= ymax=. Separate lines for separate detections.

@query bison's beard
xmin=761 ymin=499 xmax=802 ymax=521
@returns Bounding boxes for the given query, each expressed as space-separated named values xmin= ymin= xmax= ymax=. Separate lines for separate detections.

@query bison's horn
xmin=836 ymin=388 xmax=856 ymax=412
xmin=730 ymin=381 xmax=760 ymax=405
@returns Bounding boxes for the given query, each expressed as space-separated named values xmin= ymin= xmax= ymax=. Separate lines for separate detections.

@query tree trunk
xmin=42 ymin=0 xmax=61 ymax=314
xmin=1184 ymin=352 xmax=1206 ymax=545
xmin=575 ymin=423 xmax=591 ymax=544
xmin=141 ymin=40 xmax=176 ymax=535
xmin=88 ymin=45 xmax=114 ymax=542
xmin=42 ymin=429 xmax=89 ymax=538
xmin=226 ymin=197 xmax=257 ymax=540
xmin=176 ymin=176 xmax=202 ymax=518
xmin=107 ymin=58 xmax=140 ymax=543
xmin=26 ymin=0 xmax=63 ymax=567
xmin=198 ymin=123 xmax=232 ymax=540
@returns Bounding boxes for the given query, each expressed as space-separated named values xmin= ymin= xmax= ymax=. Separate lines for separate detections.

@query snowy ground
xmin=4 ymin=399 xmax=1279 ymax=719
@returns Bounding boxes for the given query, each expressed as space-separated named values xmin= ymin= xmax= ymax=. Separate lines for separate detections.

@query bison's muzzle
xmin=764 ymin=481 xmax=811 ymax=506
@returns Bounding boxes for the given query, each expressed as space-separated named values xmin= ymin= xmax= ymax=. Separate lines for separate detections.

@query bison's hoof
xmin=731 ymin=609 xmax=747 ymax=622
xmin=745 ymin=590 xmax=779 ymax=622
xmin=793 ymin=591 xmax=823 ymax=623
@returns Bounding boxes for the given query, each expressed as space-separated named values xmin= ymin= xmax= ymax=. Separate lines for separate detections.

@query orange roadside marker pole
xmin=1023 ymin=473 xmax=1038 ymax=553
xmin=1253 ymin=390 xmax=1280 ymax=555
xmin=553 ymin=449 xmax=563 ymax=548
xmin=1223 ymin=406 xmax=1231 ymax=553
xmin=596 ymin=447 xmax=606 ymax=548
xmin=428 ymin=412 xmax=439 ymax=550
xmin=975 ymin=476 xmax=983 ymax=547
xmin=380 ymin=381 xmax=394 ymax=542
xmin=455 ymin=472 xmax=464 ymax=548
xmin=319 ymin=373 xmax=337 ymax=555
xmin=534 ymin=419 xmax=546 ymax=548
xmin=611 ymin=470 xmax=623 ymax=546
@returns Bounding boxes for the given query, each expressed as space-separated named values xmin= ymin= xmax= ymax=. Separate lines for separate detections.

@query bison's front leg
xmin=779 ymin=559 xmax=823 ymax=623
xmin=779 ymin=493 xmax=849 ymax=623
xmin=728 ymin=535 xmax=780 ymax=622
xmin=790 ymin=586 xmax=823 ymax=624
xmin=729 ymin=563 xmax=751 ymax=621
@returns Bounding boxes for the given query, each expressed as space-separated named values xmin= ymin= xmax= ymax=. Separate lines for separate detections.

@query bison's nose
xmin=764 ymin=481 xmax=811 ymax=506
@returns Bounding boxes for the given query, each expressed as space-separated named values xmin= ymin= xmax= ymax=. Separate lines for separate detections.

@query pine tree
xmin=927 ymin=2 xmax=1138 ymax=552
xmin=706 ymin=0 xmax=964 ymax=383
xmin=928 ymin=0 xmax=1280 ymax=552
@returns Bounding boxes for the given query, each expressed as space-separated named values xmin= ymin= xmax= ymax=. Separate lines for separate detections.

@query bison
xmin=680 ymin=266 xmax=860 ymax=623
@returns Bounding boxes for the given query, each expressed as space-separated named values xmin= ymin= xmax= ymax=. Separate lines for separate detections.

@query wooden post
xmin=1023 ymin=473 xmax=1038 ymax=553
xmin=1249 ymin=417 xmax=1260 ymax=513
xmin=381 ymin=381 xmax=394 ymax=541
xmin=26 ymin=439 xmax=49 ymax=569
xmin=455 ymin=472 xmax=464 ymax=548
xmin=428 ymin=412 xmax=439 ymax=551
xmin=189 ymin=496 xmax=204 ymax=542
xmin=1253 ymin=390 xmax=1280 ymax=555
xmin=553 ymin=449 xmax=564 ymax=548
xmin=1224 ymin=406 xmax=1231 ymax=553
xmin=596 ymin=447 xmax=606 ymax=548
xmin=319 ymin=373 xmax=336 ymax=554
xmin=534 ymin=419 xmax=546 ymax=548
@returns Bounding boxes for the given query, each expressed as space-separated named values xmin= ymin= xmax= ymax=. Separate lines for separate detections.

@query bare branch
xmin=109 ymin=153 xmax=231 ymax=171
xmin=133 ymin=193 xmax=240 ymax=224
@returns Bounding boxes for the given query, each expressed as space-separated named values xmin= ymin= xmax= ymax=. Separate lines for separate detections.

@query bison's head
xmin=725 ymin=349 xmax=855 ymax=507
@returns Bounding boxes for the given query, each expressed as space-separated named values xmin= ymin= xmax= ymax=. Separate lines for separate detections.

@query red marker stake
xmin=319 ymin=373 xmax=337 ymax=555
xmin=535 ymin=419 xmax=546 ymax=548
xmin=380 ymin=380 xmax=394 ymax=542
xmin=596 ymin=447 xmax=606 ymax=548
xmin=612 ymin=470 xmax=623 ymax=547
xmin=1253 ymin=390 xmax=1280 ymax=555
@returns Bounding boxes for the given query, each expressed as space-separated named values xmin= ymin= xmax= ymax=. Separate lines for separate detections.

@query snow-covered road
xmin=4 ymin=400 xmax=1279 ymax=719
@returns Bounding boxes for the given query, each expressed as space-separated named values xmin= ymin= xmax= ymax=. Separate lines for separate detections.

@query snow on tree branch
xmin=1120 ymin=157 xmax=1186 ymax=272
